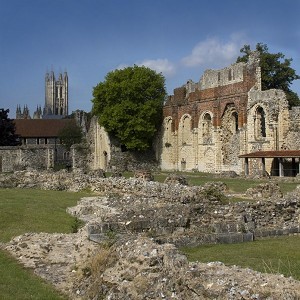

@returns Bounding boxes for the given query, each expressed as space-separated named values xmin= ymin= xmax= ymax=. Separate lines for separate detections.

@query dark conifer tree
xmin=0 ymin=109 xmax=21 ymax=146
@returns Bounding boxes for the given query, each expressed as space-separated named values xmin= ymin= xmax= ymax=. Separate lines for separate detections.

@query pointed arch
xmin=199 ymin=111 xmax=213 ymax=144
xmin=163 ymin=116 xmax=173 ymax=145
xmin=180 ymin=114 xmax=192 ymax=145
xmin=221 ymin=103 xmax=240 ymax=165
xmin=255 ymin=106 xmax=266 ymax=138
xmin=221 ymin=103 xmax=239 ymax=134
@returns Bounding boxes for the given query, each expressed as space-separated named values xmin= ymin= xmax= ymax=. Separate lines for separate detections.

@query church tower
xmin=44 ymin=71 xmax=68 ymax=117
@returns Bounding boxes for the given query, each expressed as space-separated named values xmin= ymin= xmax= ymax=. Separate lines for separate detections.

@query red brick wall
xmin=163 ymin=64 xmax=257 ymax=131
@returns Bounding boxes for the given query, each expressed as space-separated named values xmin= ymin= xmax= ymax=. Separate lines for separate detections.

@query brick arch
xmin=221 ymin=102 xmax=237 ymax=118
xmin=179 ymin=113 xmax=192 ymax=129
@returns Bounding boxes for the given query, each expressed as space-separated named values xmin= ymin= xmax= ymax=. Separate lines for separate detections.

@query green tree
xmin=0 ymin=109 xmax=21 ymax=146
xmin=58 ymin=122 xmax=83 ymax=150
xmin=237 ymin=43 xmax=300 ymax=107
xmin=92 ymin=65 xmax=166 ymax=151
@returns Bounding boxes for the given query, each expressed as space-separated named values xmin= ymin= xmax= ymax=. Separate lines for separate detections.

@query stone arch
xmin=163 ymin=116 xmax=173 ymax=146
xmin=221 ymin=104 xmax=239 ymax=133
xmin=199 ymin=111 xmax=213 ymax=144
xmin=180 ymin=114 xmax=192 ymax=145
xmin=221 ymin=104 xmax=240 ymax=165
xmin=231 ymin=111 xmax=239 ymax=133
xmin=255 ymin=106 xmax=266 ymax=138
xmin=63 ymin=151 xmax=70 ymax=160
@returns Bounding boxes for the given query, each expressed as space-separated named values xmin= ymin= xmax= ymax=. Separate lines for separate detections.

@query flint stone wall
xmin=0 ymin=145 xmax=56 ymax=172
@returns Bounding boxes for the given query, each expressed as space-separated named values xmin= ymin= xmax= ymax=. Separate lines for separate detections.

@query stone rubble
xmin=5 ymin=231 xmax=300 ymax=299
xmin=2 ymin=169 xmax=300 ymax=299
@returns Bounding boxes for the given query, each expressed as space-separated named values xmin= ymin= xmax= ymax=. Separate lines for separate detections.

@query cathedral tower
xmin=44 ymin=71 xmax=68 ymax=117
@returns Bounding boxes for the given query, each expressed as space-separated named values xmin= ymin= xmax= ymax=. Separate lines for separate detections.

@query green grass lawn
xmin=0 ymin=188 xmax=90 ymax=300
xmin=0 ymin=250 xmax=66 ymax=300
xmin=181 ymin=235 xmax=300 ymax=280
xmin=0 ymin=188 xmax=89 ymax=242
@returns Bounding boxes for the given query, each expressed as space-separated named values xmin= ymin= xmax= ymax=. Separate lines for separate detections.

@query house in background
xmin=14 ymin=119 xmax=76 ymax=163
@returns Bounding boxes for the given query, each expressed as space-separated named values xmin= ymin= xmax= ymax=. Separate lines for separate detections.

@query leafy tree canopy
xmin=92 ymin=65 xmax=166 ymax=151
xmin=0 ymin=109 xmax=21 ymax=146
xmin=58 ymin=122 xmax=83 ymax=150
xmin=237 ymin=43 xmax=300 ymax=107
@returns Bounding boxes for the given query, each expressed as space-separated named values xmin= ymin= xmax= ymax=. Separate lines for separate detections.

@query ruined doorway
xmin=221 ymin=104 xmax=240 ymax=166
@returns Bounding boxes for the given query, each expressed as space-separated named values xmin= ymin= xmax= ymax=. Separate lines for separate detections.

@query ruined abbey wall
xmin=2 ymin=54 xmax=298 ymax=176
xmin=159 ymin=53 xmax=295 ymax=175
xmin=85 ymin=116 xmax=111 ymax=171
xmin=0 ymin=145 xmax=55 ymax=172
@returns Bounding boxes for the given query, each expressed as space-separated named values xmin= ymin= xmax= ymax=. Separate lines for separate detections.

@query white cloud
xmin=137 ymin=59 xmax=176 ymax=77
xmin=116 ymin=63 xmax=129 ymax=70
xmin=116 ymin=59 xmax=176 ymax=77
xmin=181 ymin=35 xmax=246 ymax=68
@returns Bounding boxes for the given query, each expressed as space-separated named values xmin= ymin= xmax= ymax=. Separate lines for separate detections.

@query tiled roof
xmin=14 ymin=119 xmax=76 ymax=138
xmin=239 ymin=150 xmax=300 ymax=158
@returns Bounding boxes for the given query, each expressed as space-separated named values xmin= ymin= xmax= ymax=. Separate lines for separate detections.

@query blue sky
xmin=1 ymin=0 xmax=299 ymax=118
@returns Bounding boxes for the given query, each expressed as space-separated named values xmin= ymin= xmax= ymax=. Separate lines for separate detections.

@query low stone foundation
xmin=3 ymin=170 xmax=300 ymax=299
xmin=1 ymin=170 xmax=300 ymax=247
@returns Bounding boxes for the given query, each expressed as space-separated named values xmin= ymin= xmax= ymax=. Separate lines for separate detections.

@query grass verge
xmin=0 ymin=188 xmax=89 ymax=242
xmin=0 ymin=188 xmax=90 ymax=299
xmin=0 ymin=249 xmax=66 ymax=300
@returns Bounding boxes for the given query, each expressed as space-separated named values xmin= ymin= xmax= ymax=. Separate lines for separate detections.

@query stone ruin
xmin=2 ymin=170 xmax=300 ymax=299
xmin=159 ymin=52 xmax=300 ymax=178
xmin=3 ymin=52 xmax=300 ymax=179
xmin=134 ymin=169 xmax=154 ymax=181
xmin=1 ymin=169 xmax=300 ymax=245
xmin=164 ymin=173 xmax=188 ymax=185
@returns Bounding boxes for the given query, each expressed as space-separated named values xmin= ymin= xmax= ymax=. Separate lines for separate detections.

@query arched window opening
xmin=63 ymin=151 xmax=70 ymax=160
xmin=182 ymin=115 xmax=191 ymax=145
xmin=228 ymin=69 xmax=235 ymax=81
xmin=202 ymin=113 xmax=213 ymax=144
xmin=165 ymin=118 xmax=173 ymax=146
xmin=255 ymin=107 xmax=266 ymax=138
xmin=232 ymin=112 xmax=238 ymax=133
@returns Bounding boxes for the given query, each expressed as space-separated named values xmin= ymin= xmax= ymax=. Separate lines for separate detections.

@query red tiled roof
xmin=239 ymin=150 xmax=300 ymax=158
xmin=14 ymin=119 xmax=76 ymax=138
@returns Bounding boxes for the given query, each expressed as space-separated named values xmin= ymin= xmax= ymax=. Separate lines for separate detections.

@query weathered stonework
xmin=158 ymin=52 xmax=298 ymax=175
xmin=3 ymin=171 xmax=300 ymax=299
xmin=5 ymin=53 xmax=299 ymax=176
xmin=86 ymin=116 xmax=159 ymax=172
xmin=0 ymin=145 xmax=55 ymax=172
xmin=85 ymin=116 xmax=111 ymax=171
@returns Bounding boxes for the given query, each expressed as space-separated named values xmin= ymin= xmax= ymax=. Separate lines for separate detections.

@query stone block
xmin=243 ymin=232 xmax=254 ymax=242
